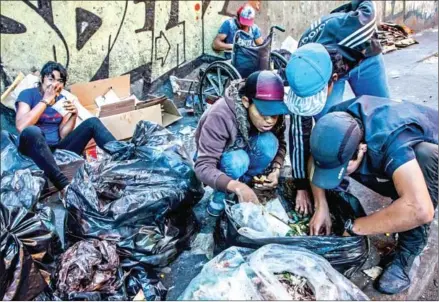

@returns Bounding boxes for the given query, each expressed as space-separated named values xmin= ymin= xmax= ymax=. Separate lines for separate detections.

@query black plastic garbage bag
xmin=52 ymin=239 xmax=127 ymax=300
xmin=65 ymin=121 xmax=203 ymax=268
xmin=0 ymin=203 xmax=61 ymax=300
xmin=1 ymin=169 xmax=45 ymax=209
xmin=0 ymin=130 xmax=83 ymax=175
xmin=125 ymin=266 xmax=167 ymax=301
xmin=215 ymin=188 xmax=369 ymax=277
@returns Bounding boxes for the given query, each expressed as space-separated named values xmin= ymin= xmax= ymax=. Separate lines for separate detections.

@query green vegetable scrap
xmin=286 ymin=210 xmax=311 ymax=236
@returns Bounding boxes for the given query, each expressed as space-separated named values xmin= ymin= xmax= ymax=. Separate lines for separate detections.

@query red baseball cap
xmin=237 ymin=5 xmax=255 ymax=27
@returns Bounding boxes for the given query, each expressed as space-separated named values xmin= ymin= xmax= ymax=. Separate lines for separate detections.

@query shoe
xmin=375 ymin=249 xmax=415 ymax=294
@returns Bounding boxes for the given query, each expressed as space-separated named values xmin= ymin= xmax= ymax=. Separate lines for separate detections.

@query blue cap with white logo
xmin=309 ymin=112 xmax=363 ymax=189
xmin=285 ymin=43 xmax=332 ymax=116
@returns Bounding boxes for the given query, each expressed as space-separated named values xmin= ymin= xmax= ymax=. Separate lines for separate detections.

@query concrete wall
xmin=1 ymin=0 xmax=437 ymax=98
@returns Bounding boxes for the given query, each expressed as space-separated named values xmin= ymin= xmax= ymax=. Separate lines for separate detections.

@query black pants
xmin=357 ymin=142 xmax=438 ymax=256
xmin=18 ymin=117 xmax=116 ymax=190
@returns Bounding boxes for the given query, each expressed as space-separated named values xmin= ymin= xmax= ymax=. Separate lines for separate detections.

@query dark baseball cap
xmin=241 ymin=70 xmax=289 ymax=116
xmin=309 ymin=112 xmax=363 ymax=189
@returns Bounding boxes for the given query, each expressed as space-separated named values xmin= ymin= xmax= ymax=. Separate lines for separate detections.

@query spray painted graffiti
xmin=0 ymin=0 xmax=235 ymax=95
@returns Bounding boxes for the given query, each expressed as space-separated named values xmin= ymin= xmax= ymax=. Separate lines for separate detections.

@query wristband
xmin=40 ymin=99 xmax=51 ymax=106
xmin=344 ymin=219 xmax=359 ymax=236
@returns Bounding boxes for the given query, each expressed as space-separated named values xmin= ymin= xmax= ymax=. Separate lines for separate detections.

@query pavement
xmin=161 ymin=27 xmax=439 ymax=300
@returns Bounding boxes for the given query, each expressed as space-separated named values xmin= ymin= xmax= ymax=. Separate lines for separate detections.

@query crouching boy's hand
xmin=254 ymin=168 xmax=280 ymax=190
xmin=228 ymin=180 xmax=260 ymax=204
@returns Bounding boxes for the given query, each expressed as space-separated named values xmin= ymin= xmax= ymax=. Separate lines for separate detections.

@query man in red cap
xmin=212 ymin=5 xmax=263 ymax=59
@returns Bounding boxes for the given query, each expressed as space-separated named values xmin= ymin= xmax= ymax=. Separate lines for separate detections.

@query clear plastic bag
xmin=179 ymin=244 xmax=369 ymax=300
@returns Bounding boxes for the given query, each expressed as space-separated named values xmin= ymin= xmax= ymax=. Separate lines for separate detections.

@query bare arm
xmin=308 ymin=157 xmax=332 ymax=235
xmin=212 ymin=33 xmax=233 ymax=51
xmin=59 ymin=101 xmax=78 ymax=139
xmin=255 ymin=36 xmax=264 ymax=45
xmin=15 ymin=102 xmax=47 ymax=133
xmin=15 ymin=83 xmax=60 ymax=132
xmin=351 ymin=159 xmax=434 ymax=235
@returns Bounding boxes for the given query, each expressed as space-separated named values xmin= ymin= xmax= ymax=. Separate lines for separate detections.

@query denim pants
xmin=209 ymin=132 xmax=279 ymax=212
xmin=18 ymin=117 xmax=116 ymax=190
xmin=315 ymin=53 xmax=390 ymax=119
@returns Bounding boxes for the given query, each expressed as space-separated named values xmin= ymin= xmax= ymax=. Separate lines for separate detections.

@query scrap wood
xmin=378 ymin=22 xmax=418 ymax=54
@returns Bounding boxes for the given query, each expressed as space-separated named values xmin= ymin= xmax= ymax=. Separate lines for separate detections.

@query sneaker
xmin=375 ymin=249 xmax=415 ymax=295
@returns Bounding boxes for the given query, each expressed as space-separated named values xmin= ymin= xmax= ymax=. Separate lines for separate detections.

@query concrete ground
xmin=162 ymin=28 xmax=438 ymax=300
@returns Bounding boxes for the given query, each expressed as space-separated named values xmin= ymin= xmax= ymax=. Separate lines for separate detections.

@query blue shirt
xmin=218 ymin=18 xmax=262 ymax=59
xmin=329 ymin=96 xmax=438 ymax=180
xmin=16 ymin=87 xmax=64 ymax=145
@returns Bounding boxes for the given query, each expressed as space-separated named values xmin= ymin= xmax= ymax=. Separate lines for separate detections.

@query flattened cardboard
xmin=100 ymin=105 xmax=162 ymax=140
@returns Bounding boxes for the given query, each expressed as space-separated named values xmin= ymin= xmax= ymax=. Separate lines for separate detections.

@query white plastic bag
xmin=227 ymin=198 xmax=291 ymax=238
xmin=179 ymin=244 xmax=369 ymax=300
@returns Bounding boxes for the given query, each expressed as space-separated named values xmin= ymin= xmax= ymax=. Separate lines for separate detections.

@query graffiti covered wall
xmin=0 ymin=0 xmax=232 ymax=95
xmin=1 ymin=0 xmax=437 ymax=97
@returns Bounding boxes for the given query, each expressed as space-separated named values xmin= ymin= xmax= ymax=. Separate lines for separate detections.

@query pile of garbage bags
xmin=215 ymin=190 xmax=370 ymax=277
xmin=179 ymin=244 xmax=369 ymax=300
xmin=0 ymin=121 xmax=204 ymax=300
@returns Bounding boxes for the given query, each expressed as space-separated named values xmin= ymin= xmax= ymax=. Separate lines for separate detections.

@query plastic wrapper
xmin=53 ymin=239 xmax=126 ymax=300
xmin=0 ymin=203 xmax=61 ymax=300
xmin=0 ymin=169 xmax=45 ymax=209
xmin=216 ymin=189 xmax=370 ymax=276
xmin=178 ymin=244 xmax=369 ymax=300
xmin=65 ymin=120 xmax=203 ymax=267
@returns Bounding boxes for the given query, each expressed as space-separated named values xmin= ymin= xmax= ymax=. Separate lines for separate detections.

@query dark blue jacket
xmin=299 ymin=0 xmax=381 ymax=58
xmin=291 ymin=1 xmax=382 ymax=189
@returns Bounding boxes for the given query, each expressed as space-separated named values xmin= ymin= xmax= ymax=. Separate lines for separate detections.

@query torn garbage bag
xmin=65 ymin=121 xmax=204 ymax=268
xmin=179 ymin=244 xmax=369 ymax=300
xmin=53 ymin=239 xmax=127 ymax=300
xmin=1 ymin=169 xmax=45 ymax=209
xmin=0 ymin=203 xmax=61 ymax=300
xmin=215 ymin=189 xmax=369 ymax=277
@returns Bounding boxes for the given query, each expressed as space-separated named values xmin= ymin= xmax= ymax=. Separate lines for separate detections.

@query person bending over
xmin=195 ymin=71 xmax=290 ymax=216
xmin=308 ymin=96 xmax=437 ymax=295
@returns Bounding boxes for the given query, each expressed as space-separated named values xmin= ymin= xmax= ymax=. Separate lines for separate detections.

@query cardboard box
xmin=70 ymin=75 xmax=182 ymax=140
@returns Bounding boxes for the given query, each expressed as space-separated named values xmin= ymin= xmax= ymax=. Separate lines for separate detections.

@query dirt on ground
xmin=420 ymin=263 xmax=439 ymax=301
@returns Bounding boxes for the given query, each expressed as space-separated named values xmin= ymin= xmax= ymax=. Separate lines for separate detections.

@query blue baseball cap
xmin=241 ymin=70 xmax=289 ymax=116
xmin=309 ymin=112 xmax=363 ymax=189
xmin=285 ymin=43 xmax=332 ymax=116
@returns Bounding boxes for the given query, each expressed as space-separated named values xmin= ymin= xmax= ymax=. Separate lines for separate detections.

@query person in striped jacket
xmin=286 ymin=0 xmax=390 ymax=214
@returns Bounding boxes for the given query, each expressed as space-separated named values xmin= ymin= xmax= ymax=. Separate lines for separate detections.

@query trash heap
xmin=216 ymin=184 xmax=370 ymax=277
xmin=377 ymin=22 xmax=418 ymax=54
xmin=0 ymin=121 xmax=204 ymax=301
xmin=178 ymin=244 xmax=369 ymax=300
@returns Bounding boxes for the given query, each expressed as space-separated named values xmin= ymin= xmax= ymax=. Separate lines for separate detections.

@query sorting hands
xmin=253 ymin=168 xmax=280 ymax=190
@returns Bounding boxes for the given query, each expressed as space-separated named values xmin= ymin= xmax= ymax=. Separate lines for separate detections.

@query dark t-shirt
xmin=328 ymin=96 xmax=438 ymax=183
xmin=16 ymin=87 xmax=64 ymax=145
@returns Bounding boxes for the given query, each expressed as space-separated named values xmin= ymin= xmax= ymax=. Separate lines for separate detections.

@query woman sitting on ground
xmin=15 ymin=61 xmax=116 ymax=195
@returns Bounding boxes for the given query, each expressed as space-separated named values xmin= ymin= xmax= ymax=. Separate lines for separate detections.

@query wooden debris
xmin=377 ymin=23 xmax=418 ymax=54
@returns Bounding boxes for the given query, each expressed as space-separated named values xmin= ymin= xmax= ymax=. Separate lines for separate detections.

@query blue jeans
xmin=18 ymin=117 xmax=116 ymax=190
xmin=209 ymin=132 xmax=279 ymax=213
xmin=315 ymin=53 xmax=390 ymax=119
